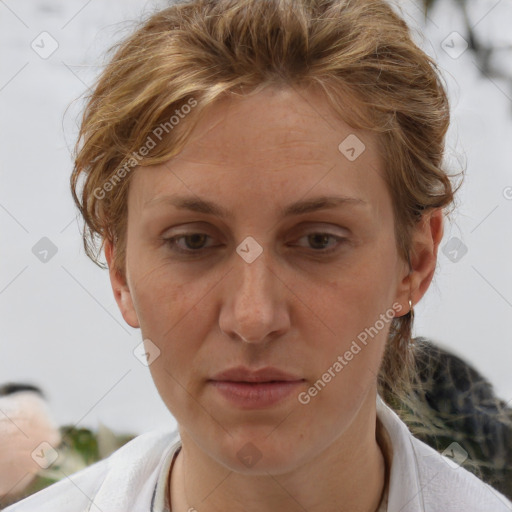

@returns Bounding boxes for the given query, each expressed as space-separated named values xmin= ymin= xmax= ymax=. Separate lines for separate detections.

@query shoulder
xmin=377 ymin=395 xmax=512 ymax=512
xmin=410 ymin=433 xmax=512 ymax=511
xmin=2 ymin=457 xmax=109 ymax=511
xmin=2 ymin=428 xmax=180 ymax=512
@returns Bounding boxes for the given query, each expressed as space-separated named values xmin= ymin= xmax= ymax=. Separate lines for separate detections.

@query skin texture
xmin=105 ymin=84 xmax=444 ymax=512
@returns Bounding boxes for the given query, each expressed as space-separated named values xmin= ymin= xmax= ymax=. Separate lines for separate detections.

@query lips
xmin=209 ymin=366 xmax=304 ymax=383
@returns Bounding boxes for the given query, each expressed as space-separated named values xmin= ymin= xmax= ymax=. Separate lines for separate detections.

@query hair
xmin=70 ymin=0 xmax=463 ymax=404
xmin=0 ymin=382 xmax=45 ymax=398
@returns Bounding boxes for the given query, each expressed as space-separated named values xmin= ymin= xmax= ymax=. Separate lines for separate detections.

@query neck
xmin=169 ymin=390 xmax=387 ymax=512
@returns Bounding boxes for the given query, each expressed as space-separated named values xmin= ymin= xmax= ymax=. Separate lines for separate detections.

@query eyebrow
xmin=145 ymin=194 xmax=368 ymax=218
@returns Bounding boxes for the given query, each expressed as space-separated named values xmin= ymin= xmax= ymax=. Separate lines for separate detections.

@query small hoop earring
xmin=408 ymin=298 xmax=414 ymax=323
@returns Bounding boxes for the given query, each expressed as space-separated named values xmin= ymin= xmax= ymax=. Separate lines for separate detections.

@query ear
xmin=104 ymin=239 xmax=140 ymax=329
xmin=394 ymin=208 xmax=444 ymax=317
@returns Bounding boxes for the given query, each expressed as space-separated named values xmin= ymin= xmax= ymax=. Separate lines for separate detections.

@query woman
xmin=5 ymin=0 xmax=511 ymax=510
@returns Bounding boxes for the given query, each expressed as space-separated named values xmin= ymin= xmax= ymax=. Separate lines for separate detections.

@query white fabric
xmin=377 ymin=484 xmax=388 ymax=512
xmin=4 ymin=395 xmax=512 ymax=512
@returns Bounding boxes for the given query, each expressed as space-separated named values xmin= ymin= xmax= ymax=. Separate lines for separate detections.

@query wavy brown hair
xmin=70 ymin=0 xmax=463 ymax=402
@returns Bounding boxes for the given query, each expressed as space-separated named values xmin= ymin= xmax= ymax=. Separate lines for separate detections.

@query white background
xmin=1 ymin=0 xmax=511 ymax=436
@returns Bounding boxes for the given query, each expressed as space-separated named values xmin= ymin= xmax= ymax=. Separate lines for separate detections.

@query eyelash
xmin=162 ymin=232 xmax=347 ymax=256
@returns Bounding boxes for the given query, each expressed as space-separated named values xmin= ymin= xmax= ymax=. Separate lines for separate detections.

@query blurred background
xmin=0 ymin=0 xmax=511 ymax=502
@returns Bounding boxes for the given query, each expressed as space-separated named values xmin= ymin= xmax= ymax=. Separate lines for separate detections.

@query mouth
xmin=210 ymin=366 xmax=304 ymax=383
xmin=208 ymin=379 xmax=306 ymax=409
xmin=217 ymin=380 xmax=302 ymax=384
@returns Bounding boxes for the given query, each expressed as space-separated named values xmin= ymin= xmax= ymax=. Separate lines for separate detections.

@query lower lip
xmin=209 ymin=380 xmax=305 ymax=409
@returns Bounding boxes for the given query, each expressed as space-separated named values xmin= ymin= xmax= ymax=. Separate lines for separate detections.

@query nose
xmin=218 ymin=244 xmax=290 ymax=345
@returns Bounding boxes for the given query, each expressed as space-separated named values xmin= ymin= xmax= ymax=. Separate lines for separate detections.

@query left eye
xmin=295 ymin=233 xmax=346 ymax=253
xmin=163 ymin=232 xmax=346 ymax=255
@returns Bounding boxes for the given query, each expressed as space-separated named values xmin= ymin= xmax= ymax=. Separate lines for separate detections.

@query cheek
xmin=315 ymin=256 xmax=394 ymax=333
xmin=302 ymin=294 xmax=391 ymax=426
xmin=129 ymin=263 xmax=211 ymax=415
xmin=304 ymin=248 xmax=397 ymax=384
xmin=128 ymin=257 xmax=220 ymax=357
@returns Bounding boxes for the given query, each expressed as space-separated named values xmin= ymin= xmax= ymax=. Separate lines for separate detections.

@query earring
xmin=408 ymin=298 xmax=415 ymax=347
xmin=408 ymin=298 xmax=414 ymax=323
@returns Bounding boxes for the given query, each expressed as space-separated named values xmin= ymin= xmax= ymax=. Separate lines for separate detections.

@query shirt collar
xmin=87 ymin=428 xmax=180 ymax=512
xmin=376 ymin=394 xmax=425 ymax=512
xmin=95 ymin=397 xmax=425 ymax=512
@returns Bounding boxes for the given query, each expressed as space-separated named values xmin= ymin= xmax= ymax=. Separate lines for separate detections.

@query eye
xmin=162 ymin=231 xmax=347 ymax=256
xmin=292 ymin=232 xmax=347 ymax=254
xmin=163 ymin=233 xmax=215 ymax=254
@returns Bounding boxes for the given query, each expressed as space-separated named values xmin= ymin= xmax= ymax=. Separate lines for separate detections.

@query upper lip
xmin=210 ymin=366 xmax=304 ymax=383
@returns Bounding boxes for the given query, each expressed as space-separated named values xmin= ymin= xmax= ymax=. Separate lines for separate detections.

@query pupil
xmin=188 ymin=234 xmax=206 ymax=249
xmin=310 ymin=234 xmax=328 ymax=249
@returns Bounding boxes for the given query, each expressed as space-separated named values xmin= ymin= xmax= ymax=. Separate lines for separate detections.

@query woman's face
xmin=107 ymin=85 xmax=439 ymax=474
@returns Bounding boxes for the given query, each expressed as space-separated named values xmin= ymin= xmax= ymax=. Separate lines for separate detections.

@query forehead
xmin=129 ymin=85 xmax=389 ymax=219
xmin=171 ymin=86 xmax=379 ymax=166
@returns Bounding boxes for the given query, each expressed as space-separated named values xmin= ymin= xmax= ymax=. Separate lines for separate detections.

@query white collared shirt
xmin=4 ymin=395 xmax=511 ymax=512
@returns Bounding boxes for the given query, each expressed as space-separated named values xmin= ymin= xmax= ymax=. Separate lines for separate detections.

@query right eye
xmin=162 ymin=233 xmax=216 ymax=255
